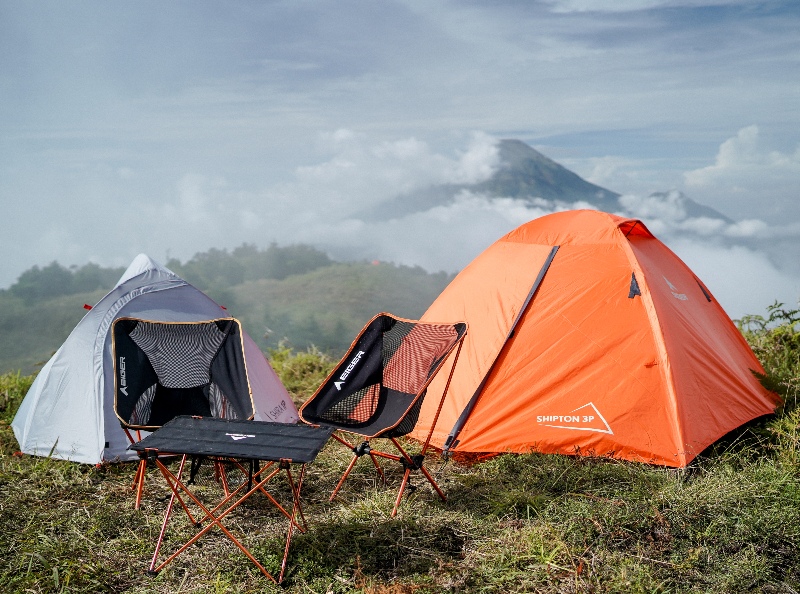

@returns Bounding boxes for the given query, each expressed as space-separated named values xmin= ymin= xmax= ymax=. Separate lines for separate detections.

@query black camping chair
xmin=299 ymin=313 xmax=466 ymax=516
xmin=112 ymin=317 xmax=256 ymax=509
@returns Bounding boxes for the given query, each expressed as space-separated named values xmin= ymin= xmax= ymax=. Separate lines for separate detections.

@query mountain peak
xmin=359 ymin=139 xmax=729 ymax=225
xmin=469 ymin=139 xmax=619 ymax=208
xmin=496 ymin=139 xmax=560 ymax=168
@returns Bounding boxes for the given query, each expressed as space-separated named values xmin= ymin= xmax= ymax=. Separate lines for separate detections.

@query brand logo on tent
xmin=663 ymin=276 xmax=688 ymax=301
xmin=118 ymin=356 xmax=128 ymax=396
xmin=226 ymin=433 xmax=255 ymax=441
xmin=536 ymin=402 xmax=613 ymax=434
xmin=335 ymin=350 xmax=366 ymax=391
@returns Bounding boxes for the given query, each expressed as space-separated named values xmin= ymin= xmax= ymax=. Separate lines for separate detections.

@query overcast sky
xmin=1 ymin=0 xmax=799 ymax=318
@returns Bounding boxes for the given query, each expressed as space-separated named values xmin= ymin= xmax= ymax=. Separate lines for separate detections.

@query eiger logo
xmin=226 ymin=433 xmax=255 ymax=441
xmin=119 ymin=356 xmax=128 ymax=396
xmin=335 ymin=350 xmax=366 ymax=391
xmin=536 ymin=402 xmax=613 ymax=435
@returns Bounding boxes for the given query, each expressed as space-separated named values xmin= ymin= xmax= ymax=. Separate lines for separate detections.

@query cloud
xmin=544 ymin=0 xmax=752 ymax=13
xmin=260 ymin=132 xmax=795 ymax=320
xmin=617 ymin=190 xmax=767 ymax=238
xmin=683 ymin=126 xmax=800 ymax=221
xmin=2 ymin=127 xmax=797 ymax=322
xmin=265 ymin=131 xmax=501 ymax=220
xmin=666 ymin=238 xmax=800 ymax=320
xmin=315 ymin=191 xmax=556 ymax=272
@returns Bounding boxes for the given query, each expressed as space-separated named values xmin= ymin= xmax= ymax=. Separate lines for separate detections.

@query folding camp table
xmin=129 ymin=416 xmax=333 ymax=584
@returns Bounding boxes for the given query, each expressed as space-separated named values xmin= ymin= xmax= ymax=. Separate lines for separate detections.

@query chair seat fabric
xmin=300 ymin=314 xmax=466 ymax=439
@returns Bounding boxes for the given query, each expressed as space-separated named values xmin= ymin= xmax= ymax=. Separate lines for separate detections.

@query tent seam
xmin=618 ymin=233 xmax=687 ymax=465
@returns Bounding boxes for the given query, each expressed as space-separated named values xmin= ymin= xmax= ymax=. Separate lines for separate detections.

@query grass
xmin=2 ymin=315 xmax=800 ymax=593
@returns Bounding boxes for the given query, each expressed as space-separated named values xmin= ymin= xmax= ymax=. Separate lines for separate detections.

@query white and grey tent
xmin=12 ymin=254 xmax=298 ymax=464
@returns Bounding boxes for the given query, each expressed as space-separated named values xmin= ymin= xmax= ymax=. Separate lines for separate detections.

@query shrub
xmin=0 ymin=371 xmax=33 ymax=425
xmin=267 ymin=344 xmax=335 ymax=405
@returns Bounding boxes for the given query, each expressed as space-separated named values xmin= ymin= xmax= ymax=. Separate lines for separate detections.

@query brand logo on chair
xmin=536 ymin=402 xmax=613 ymax=434
xmin=119 ymin=356 xmax=128 ymax=396
xmin=226 ymin=433 xmax=256 ymax=441
xmin=335 ymin=350 xmax=366 ymax=391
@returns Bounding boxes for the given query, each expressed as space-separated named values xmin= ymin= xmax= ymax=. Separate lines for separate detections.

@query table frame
xmin=131 ymin=417 xmax=332 ymax=584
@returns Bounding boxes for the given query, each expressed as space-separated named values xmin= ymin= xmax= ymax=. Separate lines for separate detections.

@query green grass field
xmin=2 ymin=310 xmax=800 ymax=593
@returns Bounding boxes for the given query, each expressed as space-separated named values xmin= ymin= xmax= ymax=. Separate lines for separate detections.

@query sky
xmin=1 ymin=0 xmax=799 ymax=319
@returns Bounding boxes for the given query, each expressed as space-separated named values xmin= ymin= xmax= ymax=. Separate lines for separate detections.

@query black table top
xmin=129 ymin=416 xmax=334 ymax=464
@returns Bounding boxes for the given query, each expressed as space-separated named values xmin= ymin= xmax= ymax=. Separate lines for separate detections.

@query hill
xmin=231 ymin=261 xmax=452 ymax=354
xmin=0 ymin=244 xmax=451 ymax=375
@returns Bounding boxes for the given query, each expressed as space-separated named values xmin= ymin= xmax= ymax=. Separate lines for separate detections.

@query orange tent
xmin=410 ymin=210 xmax=778 ymax=467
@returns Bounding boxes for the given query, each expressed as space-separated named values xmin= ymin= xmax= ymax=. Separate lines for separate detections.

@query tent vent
xmin=696 ymin=279 xmax=712 ymax=302
xmin=628 ymin=273 xmax=641 ymax=298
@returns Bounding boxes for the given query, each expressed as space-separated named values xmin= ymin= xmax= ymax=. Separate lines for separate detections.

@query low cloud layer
xmin=683 ymin=126 xmax=800 ymax=222
xmin=242 ymin=133 xmax=798 ymax=320
xmin=3 ymin=132 xmax=798 ymax=321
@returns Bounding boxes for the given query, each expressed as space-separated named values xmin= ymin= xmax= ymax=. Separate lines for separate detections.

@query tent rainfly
xmin=409 ymin=210 xmax=779 ymax=467
xmin=12 ymin=254 xmax=298 ymax=464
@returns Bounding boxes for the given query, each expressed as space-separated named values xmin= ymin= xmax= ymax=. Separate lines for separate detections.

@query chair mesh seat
xmin=301 ymin=313 xmax=467 ymax=438
xmin=383 ymin=322 xmax=464 ymax=394
xmin=113 ymin=318 xmax=254 ymax=430
xmin=298 ymin=312 xmax=467 ymax=516
xmin=320 ymin=384 xmax=381 ymax=425
xmin=129 ymin=321 xmax=226 ymax=388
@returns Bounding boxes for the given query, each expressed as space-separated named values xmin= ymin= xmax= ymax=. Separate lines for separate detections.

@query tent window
xmin=628 ymin=273 xmax=641 ymax=298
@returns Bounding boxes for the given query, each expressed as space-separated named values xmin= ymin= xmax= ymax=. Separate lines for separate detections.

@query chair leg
xmin=126 ymin=428 xmax=149 ymax=510
xmin=390 ymin=437 xmax=447 ymax=513
xmin=329 ymin=436 xmax=387 ymax=500
xmin=391 ymin=468 xmax=412 ymax=517
xmin=133 ymin=459 xmax=147 ymax=510
xmin=329 ymin=454 xmax=360 ymax=501
xmin=419 ymin=464 xmax=447 ymax=502
xmin=367 ymin=451 xmax=386 ymax=484
xmin=330 ymin=434 xmax=447 ymax=513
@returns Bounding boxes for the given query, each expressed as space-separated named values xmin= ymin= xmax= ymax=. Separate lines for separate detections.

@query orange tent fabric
xmin=410 ymin=210 xmax=778 ymax=467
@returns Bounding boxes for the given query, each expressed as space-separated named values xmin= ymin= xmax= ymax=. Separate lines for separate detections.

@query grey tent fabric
xmin=12 ymin=254 xmax=298 ymax=464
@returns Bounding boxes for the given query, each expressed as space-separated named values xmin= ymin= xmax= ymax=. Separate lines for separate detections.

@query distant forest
xmin=4 ymin=243 xmax=333 ymax=304
xmin=0 ymin=244 xmax=453 ymax=374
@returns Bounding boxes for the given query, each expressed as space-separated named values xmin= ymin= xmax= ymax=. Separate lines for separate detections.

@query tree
xmin=9 ymin=262 xmax=74 ymax=302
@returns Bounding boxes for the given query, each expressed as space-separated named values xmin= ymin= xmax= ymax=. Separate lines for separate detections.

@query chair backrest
xmin=112 ymin=317 xmax=255 ymax=430
xmin=299 ymin=313 xmax=467 ymax=439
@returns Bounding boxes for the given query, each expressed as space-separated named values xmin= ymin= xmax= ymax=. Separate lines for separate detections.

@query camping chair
xmin=299 ymin=313 xmax=467 ymax=516
xmin=112 ymin=317 xmax=257 ymax=509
